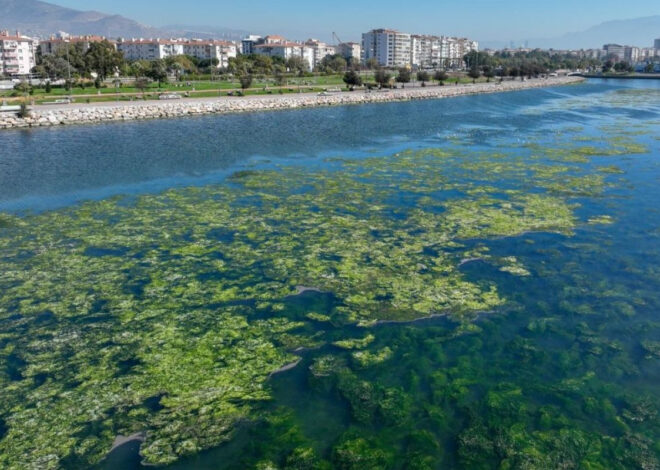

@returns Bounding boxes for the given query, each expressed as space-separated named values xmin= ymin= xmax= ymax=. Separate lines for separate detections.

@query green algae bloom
xmin=0 ymin=103 xmax=658 ymax=469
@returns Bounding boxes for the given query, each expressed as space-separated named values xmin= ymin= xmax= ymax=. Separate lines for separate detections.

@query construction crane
xmin=332 ymin=32 xmax=344 ymax=46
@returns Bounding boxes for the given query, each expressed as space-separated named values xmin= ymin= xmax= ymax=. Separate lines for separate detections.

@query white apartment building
xmin=639 ymin=48 xmax=659 ymax=60
xmin=253 ymin=41 xmax=315 ymax=71
xmin=362 ymin=29 xmax=411 ymax=67
xmin=0 ymin=30 xmax=36 ymax=76
xmin=363 ymin=29 xmax=477 ymax=68
xmin=40 ymin=35 xmax=111 ymax=56
xmin=117 ymin=39 xmax=185 ymax=61
xmin=304 ymin=39 xmax=337 ymax=69
xmin=337 ymin=42 xmax=361 ymax=62
xmin=182 ymin=40 xmax=237 ymax=68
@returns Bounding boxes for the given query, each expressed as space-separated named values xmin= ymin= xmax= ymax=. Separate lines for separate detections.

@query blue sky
xmin=51 ymin=0 xmax=660 ymax=43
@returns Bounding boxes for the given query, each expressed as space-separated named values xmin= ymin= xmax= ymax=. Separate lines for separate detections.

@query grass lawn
xmin=3 ymin=73 xmax=501 ymax=105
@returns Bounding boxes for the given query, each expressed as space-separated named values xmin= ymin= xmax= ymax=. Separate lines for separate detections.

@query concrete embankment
xmin=0 ymin=77 xmax=583 ymax=130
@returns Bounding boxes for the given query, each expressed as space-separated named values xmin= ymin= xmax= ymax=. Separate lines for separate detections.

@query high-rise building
xmin=362 ymin=29 xmax=411 ymax=67
xmin=0 ymin=30 xmax=36 ymax=76
xmin=362 ymin=28 xmax=477 ymax=68
xmin=603 ymin=44 xmax=626 ymax=61
xmin=655 ymin=38 xmax=660 ymax=49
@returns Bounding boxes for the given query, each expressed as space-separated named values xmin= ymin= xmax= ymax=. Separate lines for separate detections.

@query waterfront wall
xmin=0 ymin=77 xmax=584 ymax=130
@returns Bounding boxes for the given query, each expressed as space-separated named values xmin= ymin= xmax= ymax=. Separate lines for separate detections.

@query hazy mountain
xmin=0 ymin=0 xmax=248 ymax=39
xmin=0 ymin=0 xmax=165 ymax=38
xmin=529 ymin=16 xmax=660 ymax=50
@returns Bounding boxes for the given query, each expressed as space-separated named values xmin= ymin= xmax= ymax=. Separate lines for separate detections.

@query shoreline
xmin=0 ymin=77 xmax=584 ymax=130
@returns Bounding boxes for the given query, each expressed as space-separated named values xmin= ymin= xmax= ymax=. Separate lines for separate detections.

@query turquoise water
xmin=0 ymin=79 xmax=659 ymax=469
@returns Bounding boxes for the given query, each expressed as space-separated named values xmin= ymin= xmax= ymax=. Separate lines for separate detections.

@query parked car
xmin=159 ymin=93 xmax=182 ymax=100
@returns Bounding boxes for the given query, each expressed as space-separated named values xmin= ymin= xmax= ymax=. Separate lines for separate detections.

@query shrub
xmin=17 ymin=102 xmax=30 ymax=118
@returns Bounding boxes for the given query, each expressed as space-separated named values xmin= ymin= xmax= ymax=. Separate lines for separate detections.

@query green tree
xmin=468 ymin=67 xmax=481 ymax=83
xmin=343 ymin=70 xmax=362 ymax=89
xmin=251 ymin=55 xmax=274 ymax=74
xmin=239 ymin=74 xmax=253 ymax=90
xmin=166 ymin=55 xmax=198 ymax=76
xmin=644 ymin=62 xmax=655 ymax=73
xmin=613 ymin=61 xmax=632 ymax=73
xmin=319 ymin=54 xmax=347 ymax=73
xmin=135 ymin=77 xmax=150 ymax=95
xmin=374 ymin=69 xmax=391 ymax=87
xmin=366 ymin=58 xmax=379 ymax=70
xmin=129 ymin=60 xmax=150 ymax=80
xmin=286 ymin=56 xmax=307 ymax=75
xmin=273 ymin=71 xmax=286 ymax=86
xmin=434 ymin=70 xmax=448 ymax=85
xmin=483 ymin=66 xmax=495 ymax=82
xmin=417 ymin=71 xmax=430 ymax=84
xmin=55 ymin=43 xmax=87 ymax=76
xmin=396 ymin=67 xmax=411 ymax=87
xmin=146 ymin=60 xmax=168 ymax=87
xmin=13 ymin=81 xmax=31 ymax=94
xmin=85 ymin=40 xmax=124 ymax=81
xmin=32 ymin=55 xmax=73 ymax=80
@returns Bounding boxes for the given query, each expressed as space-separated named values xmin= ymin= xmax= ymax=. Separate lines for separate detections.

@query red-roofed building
xmin=39 ymin=35 xmax=113 ymax=56
xmin=0 ymin=30 xmax=37 ymax=76
xmin=182 ymin=40 xmax=237 ymax=68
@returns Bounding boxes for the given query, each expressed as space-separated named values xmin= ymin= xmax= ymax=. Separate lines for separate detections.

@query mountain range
xmin=483 ymin=15 xmax=660 ymax=50
xmin=529 ymin=15 xmax=660 ymax=50
xmin=0 ymin=0 xmax=248 ymax=39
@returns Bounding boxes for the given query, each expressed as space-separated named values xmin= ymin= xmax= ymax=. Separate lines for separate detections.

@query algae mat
xmin=0 ymin=81 xmax=659 ymax=469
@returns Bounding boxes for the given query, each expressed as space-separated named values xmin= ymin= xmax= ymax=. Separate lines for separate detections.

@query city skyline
xmin=42 ymin=0 xmax=660 ymax=44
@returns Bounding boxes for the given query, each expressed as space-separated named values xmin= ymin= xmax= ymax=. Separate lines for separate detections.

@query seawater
xmin=0 ymin=79 xmax=658 ymax=469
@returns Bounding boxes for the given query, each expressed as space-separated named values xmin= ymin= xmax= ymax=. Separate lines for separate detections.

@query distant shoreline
xmin=0 ymin=76 xmax=584 ymax=130
xmin=579 ymin=74 xmax=660 ymax=80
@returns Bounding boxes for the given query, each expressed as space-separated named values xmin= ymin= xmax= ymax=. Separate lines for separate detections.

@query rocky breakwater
xmin=0 ymin=77 xmax=583 ymax=130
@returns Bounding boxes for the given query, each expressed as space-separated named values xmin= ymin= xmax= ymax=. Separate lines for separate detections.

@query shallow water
xmin=0 ymin=79 xmax=659 ymax=469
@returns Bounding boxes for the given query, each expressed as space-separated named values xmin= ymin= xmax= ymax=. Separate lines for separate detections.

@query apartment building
xmin=0 ymin=30 xmax=36 ymax=76
xmin=117 ymin=39 xmax=184 ymax=61
xmin=337 ymin=42 xmax=361 ymax=62
xmin=363 ymin=29 xmax=477 ymax=68
xmin=40 ymin=35 xmax=111 ymax=56
xmin=603 ymin=44 xmax=626 ymax=61
xmin=603 ymin=44 xmax=640 ymax=63
xmin=182 ymin=40 xmax=237 ymax=68
xmin=253 ymin=42 xmax=315 ymax=71
xmin=304 ymin=39 xmax=337 ymax=69
xmin=362 ymin=29 xmax=412 ymax=67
